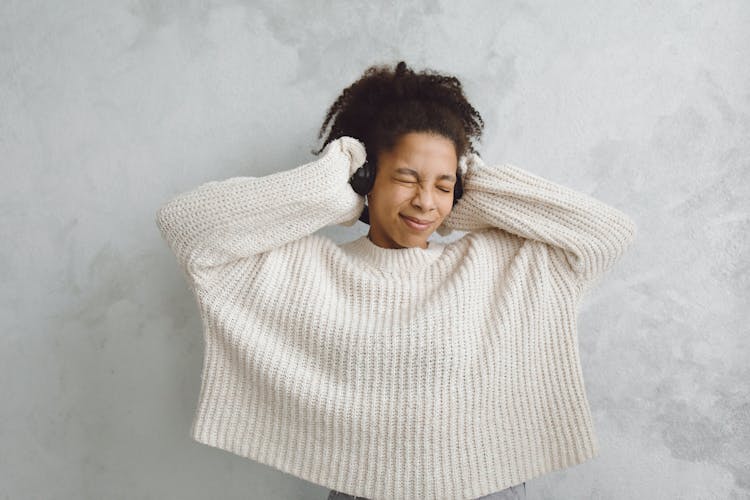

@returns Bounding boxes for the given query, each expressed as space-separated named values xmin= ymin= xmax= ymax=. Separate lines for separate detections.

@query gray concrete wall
xmin=2 ymin=1 xmax=747 ymax=498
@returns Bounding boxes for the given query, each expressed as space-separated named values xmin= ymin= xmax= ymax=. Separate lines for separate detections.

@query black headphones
xmin=348 ymin=160 xmax=464 ymax=225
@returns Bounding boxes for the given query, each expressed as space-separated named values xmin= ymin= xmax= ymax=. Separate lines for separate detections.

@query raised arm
xmin=155 ymin=136 xmax=366 ymax=287
xmin=437 ymin=153 xmax=636 ymax=290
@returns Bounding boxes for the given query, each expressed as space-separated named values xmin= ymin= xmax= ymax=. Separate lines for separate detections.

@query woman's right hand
xmin=338 ymin=136 xmax=368 ymax=177
xmin=321 ymin=136 xmax=368 ymax=179
xmin=321 ymin=136 xmax=367 ymax=227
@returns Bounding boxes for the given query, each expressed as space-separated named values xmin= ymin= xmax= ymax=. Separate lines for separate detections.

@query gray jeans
xmin=327 ymin=481 xmax=526 ymax=499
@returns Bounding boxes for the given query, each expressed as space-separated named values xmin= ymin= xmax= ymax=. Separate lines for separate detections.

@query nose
xmin=411 ymin=186 xmax=437 ymax=212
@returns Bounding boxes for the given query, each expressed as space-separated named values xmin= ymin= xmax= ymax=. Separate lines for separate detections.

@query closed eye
xmin=394 ymin=178 xmax=452 ymax=193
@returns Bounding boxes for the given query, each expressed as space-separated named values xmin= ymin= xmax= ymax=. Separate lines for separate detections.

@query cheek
xmin=439 ymin=195 xmax=454 ymax=212
xmin=373 ymin=187 xmax=411 ymax=209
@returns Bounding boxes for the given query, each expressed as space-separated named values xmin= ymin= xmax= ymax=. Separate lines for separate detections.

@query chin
xmin=399 ymin=232 xmax=431 ymax=247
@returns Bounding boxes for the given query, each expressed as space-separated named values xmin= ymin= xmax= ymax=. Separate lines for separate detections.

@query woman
xmin=156 ymin=61 xmax=635 ymax=500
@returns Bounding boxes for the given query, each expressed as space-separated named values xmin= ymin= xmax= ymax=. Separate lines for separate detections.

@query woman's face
xmin=366 ymin=131 xmax=458 ymax=249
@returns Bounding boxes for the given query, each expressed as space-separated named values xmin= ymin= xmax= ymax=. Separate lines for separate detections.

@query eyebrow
xmin=394 ymin=167 xmax=456 ymax=182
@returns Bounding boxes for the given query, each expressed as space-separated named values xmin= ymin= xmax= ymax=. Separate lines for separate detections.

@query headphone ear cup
xmin=349 ymin=160 xmax=375 ymax=197
xmin=452 ymin=172 xmax=464 ymax=206
xmin=358 ymin=204 xmax=370 ymax=224
xmin=348 ymin=161 xmax=374 ymax=225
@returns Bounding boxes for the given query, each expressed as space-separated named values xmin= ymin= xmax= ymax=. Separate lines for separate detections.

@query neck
xmin=339 ymin=234 xmax=444 ymax=274
xmin=367 ymin=231 xmax=429 ymax=249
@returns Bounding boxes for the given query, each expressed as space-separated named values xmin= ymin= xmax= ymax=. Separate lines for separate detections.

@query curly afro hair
xmin=313 ymin=60 xmax=484 ymax=159
xmin=312 ymin=60 xmax=484 ymax=224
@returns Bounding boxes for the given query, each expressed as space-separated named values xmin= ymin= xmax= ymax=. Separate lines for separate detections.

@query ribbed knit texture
xmin=155 ymin=136 xmax=636 ymax=500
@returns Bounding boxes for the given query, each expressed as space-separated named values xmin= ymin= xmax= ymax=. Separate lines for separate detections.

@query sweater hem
xmin=189 ymin=415 xmax=600 ymax=500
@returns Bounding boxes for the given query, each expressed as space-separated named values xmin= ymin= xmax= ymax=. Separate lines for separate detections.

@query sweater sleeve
xmin=155 ymin=136 xmax=367 ymax=287
xmin=436 ymin=153 xmax=636 ymax=290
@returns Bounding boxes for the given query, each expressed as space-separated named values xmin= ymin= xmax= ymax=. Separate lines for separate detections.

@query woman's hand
xmin=435 ymin=152 xmax=486 ymax=236
xmin=322 ymin=136 xmax=368 ymax=179
xmin=328 ymin=136 xmax=367 ymax=226
xmin=339 ymin=136 xmax=368 ymax=177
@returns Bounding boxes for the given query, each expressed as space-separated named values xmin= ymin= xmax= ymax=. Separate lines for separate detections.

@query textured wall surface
xmin=2 ymin=1 xmax=748 ymax=499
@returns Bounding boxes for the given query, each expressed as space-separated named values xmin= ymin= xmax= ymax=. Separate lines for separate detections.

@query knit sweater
xmin=155 ymin=136 xmax=636 ymax=500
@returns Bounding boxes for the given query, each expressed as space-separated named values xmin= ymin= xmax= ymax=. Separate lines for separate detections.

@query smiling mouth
xmin=400 ymin=214 xmax=434 ymax=230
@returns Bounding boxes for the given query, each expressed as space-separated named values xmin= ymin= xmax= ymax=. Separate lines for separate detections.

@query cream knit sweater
xmin=156 ymin=136 xmax=636 ymax=500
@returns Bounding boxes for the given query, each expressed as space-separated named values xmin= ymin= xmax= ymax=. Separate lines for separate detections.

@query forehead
xmin=378 ymin=132 xmax=457 ymax=174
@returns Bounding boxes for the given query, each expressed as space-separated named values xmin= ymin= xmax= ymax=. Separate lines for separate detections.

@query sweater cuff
xmin=322 ymin=136 xmax=368 ymax=177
